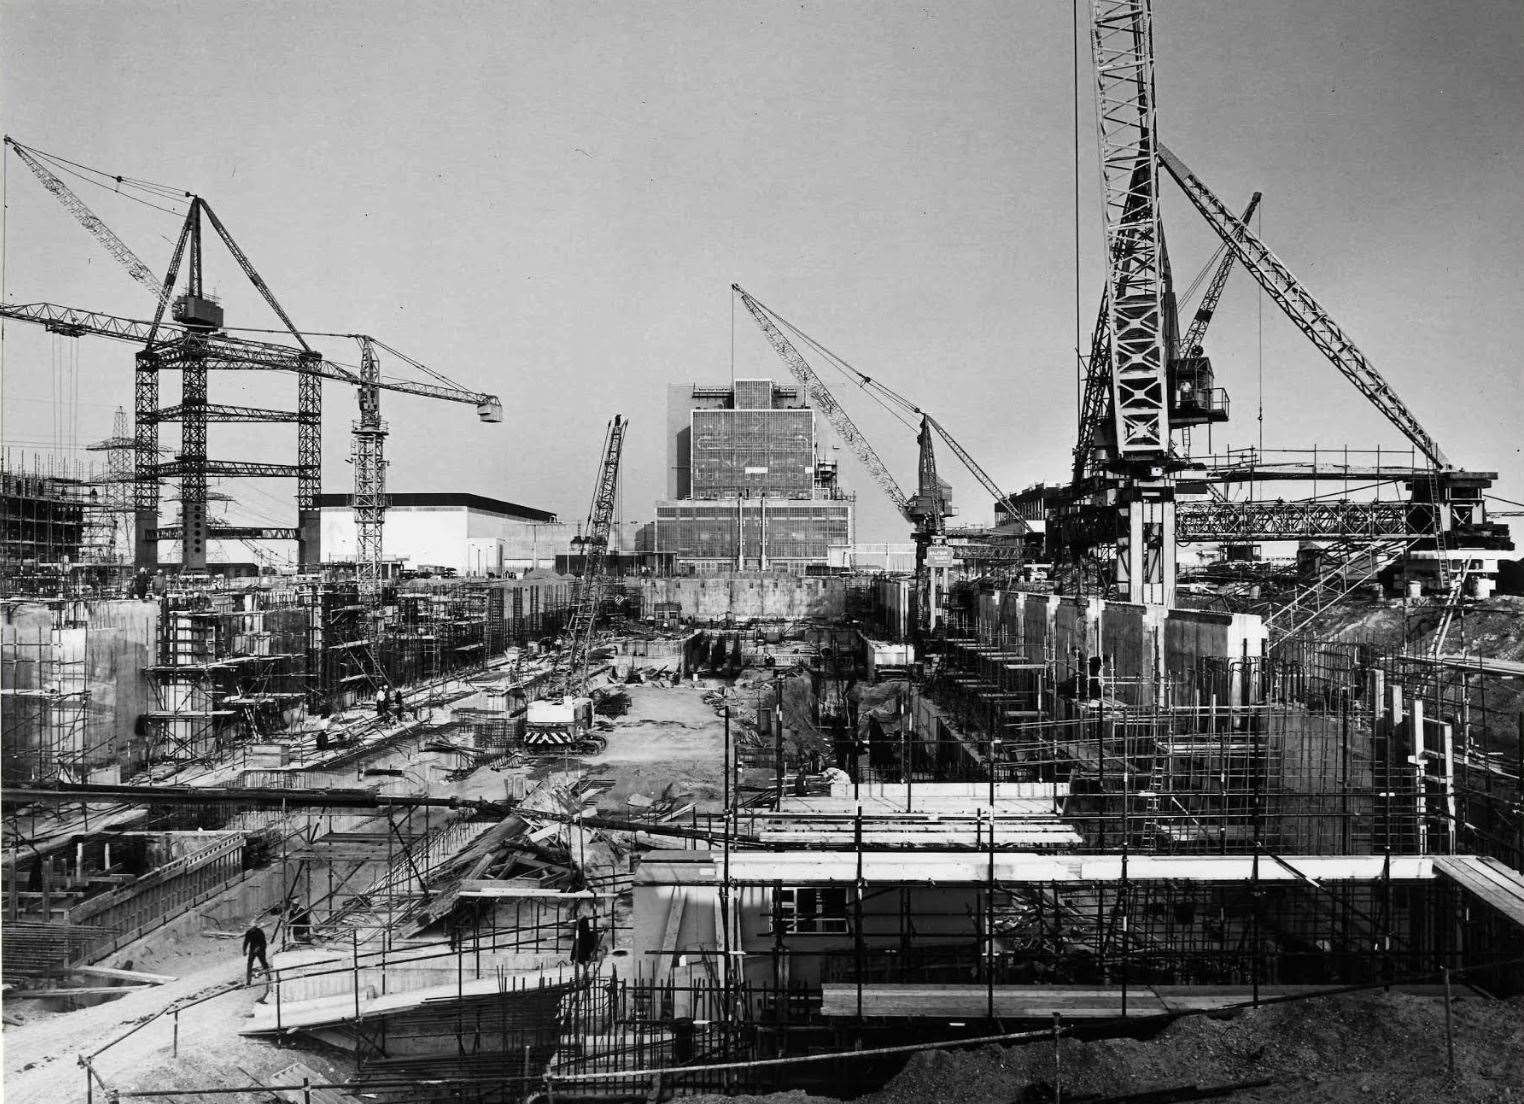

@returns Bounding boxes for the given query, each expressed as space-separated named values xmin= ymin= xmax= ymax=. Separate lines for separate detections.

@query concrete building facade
xmin=656 ymin=380 xmax=853 ymax=574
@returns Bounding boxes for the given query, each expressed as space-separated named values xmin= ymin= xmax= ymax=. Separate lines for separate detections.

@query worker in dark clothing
xmin=390 ymin=687 xmax=408 ymax=722
xmin=243 ymin=922 xmax=270 ymax=984
xmin=289 ymin=905 xmax=312 ymax=944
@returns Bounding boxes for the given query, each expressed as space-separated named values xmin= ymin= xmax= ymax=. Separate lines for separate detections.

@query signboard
xmin=925 ymin=545 xmax=954 ymax=568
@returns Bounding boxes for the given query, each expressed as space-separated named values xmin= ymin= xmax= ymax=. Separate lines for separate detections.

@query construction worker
xmin=132 ymin=568 xmax=150 ymax=600
xmin=390 ymin=686 xmax=407 ymax=722
xmin=375 ymin=685 xmax=390 ymax=723
xmin=243 ymin=921 xmax=269 ymax=984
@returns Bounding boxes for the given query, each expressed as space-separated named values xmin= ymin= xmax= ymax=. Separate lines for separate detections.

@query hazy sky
xmin=2 ymin=1 xmax=1519 ymax=552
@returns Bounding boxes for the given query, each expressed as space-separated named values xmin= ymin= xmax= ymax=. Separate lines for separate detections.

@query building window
xmin=776 ymin=887 xmax=850 ymax=934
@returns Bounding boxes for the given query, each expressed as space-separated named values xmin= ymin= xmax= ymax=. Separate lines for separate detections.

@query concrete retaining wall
xmin=642 ymin=573 xmax=846 ymax=621
xmin=954 ymin=589 xmax=1267 ymax=704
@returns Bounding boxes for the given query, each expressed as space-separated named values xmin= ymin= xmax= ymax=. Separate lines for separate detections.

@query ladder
xmin=1428 ymin=563 xmax=1470 ymax=660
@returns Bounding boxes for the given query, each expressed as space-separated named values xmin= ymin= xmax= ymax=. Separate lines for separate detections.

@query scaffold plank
xmin=1434 ymin=856 xmax=1524 ymax=926
xmin=638 ymin=851 xmax=1437 ymax=887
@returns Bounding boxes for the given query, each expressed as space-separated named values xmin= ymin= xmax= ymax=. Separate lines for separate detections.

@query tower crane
xmin=1054 ymin=0 xmax=1509 ymax=620
xmin=1075 ymin=189 xmax=1257 ymax=479
xmin=2 ymin=139 xmax=501 ymax=584
xmin=733 ymin=285 xmax=946 ymax=616
xmin=734 ymin=285 xmax=1032 ymax=631
xmin=0 ymin=299 xmax=501 ymax=571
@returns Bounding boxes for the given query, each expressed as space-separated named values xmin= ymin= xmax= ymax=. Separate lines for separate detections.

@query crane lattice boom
xmin=5 ymin=137 xmax=169 ymax=305
xmin=733 ymin=284 xmax=911 ymax=520
xmin=1178 ymin=192 xmax=1261 ymax=357
xmin=0 ymin=302 xmax=501 ymax=409
xmin=1157 ymin=143 xmax=1448 ymax=468
xmin=561 ymin=415 xmax=628 ymax=694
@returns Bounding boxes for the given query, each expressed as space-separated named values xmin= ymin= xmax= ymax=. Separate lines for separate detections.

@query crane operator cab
xmin=1168 ymin=348 xmax=1229 ymax=427
xmin=173 ymin=292 xmax=224 ymax=332
xmin=476 ymin=396 xmax=504 ymax=423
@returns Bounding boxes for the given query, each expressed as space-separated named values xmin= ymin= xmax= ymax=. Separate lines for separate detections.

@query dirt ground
xmin=2 ymin=935 xmax=343 ymax=1104
xmin=582 ymin=676 xmax=768 ymax=812
xmin=690 ymin=990 xmax=1524 ymax=1104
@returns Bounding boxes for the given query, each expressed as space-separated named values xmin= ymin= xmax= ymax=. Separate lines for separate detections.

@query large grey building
xmin=656 ymin=379 xmax=853 ymax=573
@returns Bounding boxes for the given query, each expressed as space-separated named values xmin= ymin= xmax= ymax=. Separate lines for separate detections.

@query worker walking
xmin=243 ymin=922 xmax=269 ymax=984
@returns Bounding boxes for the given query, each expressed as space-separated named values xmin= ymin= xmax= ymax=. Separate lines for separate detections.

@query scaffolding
xmin=0 ymin=603 xmax=92 ymax=783
xmin=140 ymin=591 xmax=308 ymax=768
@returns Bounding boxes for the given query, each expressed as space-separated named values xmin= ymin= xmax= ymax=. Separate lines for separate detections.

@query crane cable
xmin=742 ymin=292 xmax=923 ymax=434
xmin=8 ymin=138 xmax=188 ymax=203
xmin=6 ymin=138 xmax=190 ymax=219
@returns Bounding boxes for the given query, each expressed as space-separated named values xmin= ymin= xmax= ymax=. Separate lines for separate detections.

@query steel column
xmin=133 ymin=350 xmax=160 ymax=569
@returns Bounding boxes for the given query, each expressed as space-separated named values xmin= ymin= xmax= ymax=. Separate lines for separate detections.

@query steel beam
xmin=151 ymin=460 xmax=303 ymax=479
xmin=149 ymin=526 xmax=300 ymax=541
xmin=1176 ymin=499 xmax=1430 ymax=542
xmin=148 ymin=403 xmax=302 ymax=423
xmin=132 ymin=350 xmax=160 ymax=569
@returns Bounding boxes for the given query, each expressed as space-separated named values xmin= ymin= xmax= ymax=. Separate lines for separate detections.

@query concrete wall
xmin=85 ymin=600 xmax=160 ymax=777
xmin=941 ymin=588 xmax=1267 ymax=706
xmin=2 ymin=599 xmax=158 ymax=781
xmin=641 ymin=573 xmax=846 ymax=621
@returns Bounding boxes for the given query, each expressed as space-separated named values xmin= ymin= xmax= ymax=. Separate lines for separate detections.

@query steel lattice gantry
xmin=1175 ymin=499 xmax=1423 ymax=543
xmin=131 ymin=326 xmax=323 ymax=571
xmin=3 ymin=298 xmax=502 ymax=575
xmin=3 ymin=157 xmax=501 ymax=577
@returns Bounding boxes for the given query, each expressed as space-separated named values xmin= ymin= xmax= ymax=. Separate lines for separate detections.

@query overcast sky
xmin=2 ymin=1 xmax=1519 ymax=552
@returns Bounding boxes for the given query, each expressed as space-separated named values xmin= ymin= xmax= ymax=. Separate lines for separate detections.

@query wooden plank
xmin=1153 ymin=985 xmax=1332 ymax=1012
xmin=457 ymin=881 xmax=598 ymax=899
xmin=1433 ymin=857 xmax=1524 ymax=924
xmin=72 ymin=964 xmax=177 ymax=985
xmin=8 ymin=985 xmax=152 ymax=998
xmin=819 ymin=983 xmax=1169 ymax=1019
xmin=1465 ymin=858 xmax=1524 ymax=901
xmin=660 ymin=889 xmax=687 ymax=962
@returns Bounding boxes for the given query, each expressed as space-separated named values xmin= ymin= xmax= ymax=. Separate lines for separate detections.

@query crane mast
xmin=352 ymin=337 xmax=389 ymax=609
xmin=1091 ymin=0 xmax=1171 ymax=460
xmin=1083 ymin=0 xmax=1176 ymax=605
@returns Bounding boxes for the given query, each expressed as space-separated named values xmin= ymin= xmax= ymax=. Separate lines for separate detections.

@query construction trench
xmin=1 ymin=574 xmax=1520 ymax=1103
